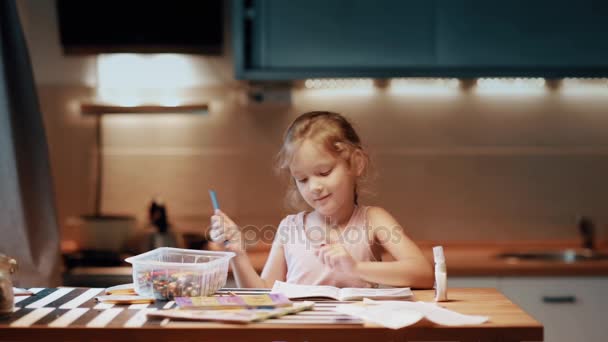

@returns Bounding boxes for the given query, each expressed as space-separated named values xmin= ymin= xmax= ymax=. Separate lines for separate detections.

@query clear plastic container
xmin=125 ymin=247 xmax=235 ymax=300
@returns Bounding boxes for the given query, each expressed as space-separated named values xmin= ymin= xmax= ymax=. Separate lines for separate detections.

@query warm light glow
xmin=97 ymin=54 xmax=199 ymax=88
xmin=389 ymin=78 xmax=461 ymax=96
xmin=114 ymin=95 xmax=141 ymax=107
xmin=159 ymin=96 xmax=182 ymax=107
xmin=474 ymin=78 xmax=546 ymax=95
xmin=96 ymin=54 xmax=197 ymax=104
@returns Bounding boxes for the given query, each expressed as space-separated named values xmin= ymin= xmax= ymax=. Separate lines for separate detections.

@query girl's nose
xmin=309 ymin=178 xmax=322 ymax=193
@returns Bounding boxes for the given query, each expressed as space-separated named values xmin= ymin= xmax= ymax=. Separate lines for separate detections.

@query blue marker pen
xmin=209 ymin=190 xmax=229 ymax=245
xmin=209 ymin=190 xmax=220 ymax=212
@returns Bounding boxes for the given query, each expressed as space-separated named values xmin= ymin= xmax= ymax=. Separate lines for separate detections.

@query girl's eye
xmin=296 ymin=178 xmax=308 ymax=183
xmin=319 ymin=169 xmax=333 ymax=176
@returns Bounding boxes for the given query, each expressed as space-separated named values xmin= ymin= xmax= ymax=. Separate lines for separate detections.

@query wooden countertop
xmin=0 ymin=287 xmax=542 ymax=342
xmin=64 ymin=240 xmax=608 ymax=279
xmin=239 ymin=240 xmax=608 ymax=276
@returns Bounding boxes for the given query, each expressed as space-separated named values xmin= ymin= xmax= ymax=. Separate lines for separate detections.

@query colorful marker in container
xmin=209 ymin=190 xmax=229 ymax=245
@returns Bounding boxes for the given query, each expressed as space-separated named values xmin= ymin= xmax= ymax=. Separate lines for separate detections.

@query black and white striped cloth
xmin=1 ymin=288 xmax=362 ymax=328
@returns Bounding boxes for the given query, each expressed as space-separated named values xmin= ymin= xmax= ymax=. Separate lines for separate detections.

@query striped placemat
xmin=0 ymin=288 xmax=362 ymax=328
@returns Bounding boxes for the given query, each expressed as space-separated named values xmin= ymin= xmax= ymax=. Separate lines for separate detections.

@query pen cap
xmin=433 ymin=246 xmax=445 ymax=263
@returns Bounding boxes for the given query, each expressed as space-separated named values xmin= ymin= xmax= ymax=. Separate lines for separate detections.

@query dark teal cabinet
xmin=233 ymin=0 xmax=608 ymax=79
xmin=235 ymin=0 xmax=436 ymax=79
xmin=436 ymin=0 xmax=608 ymax=75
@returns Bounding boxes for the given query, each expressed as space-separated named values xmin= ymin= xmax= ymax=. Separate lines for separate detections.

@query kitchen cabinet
xmin=436 ymin=0 xmax=608 ymax=76
xmin=450 ymin=276 xmax=607 ymax=341
xmin=499 ymin=277 xmax=608 ymax=342
xmin=233 ymin=0 xmax=608 ymax=79
xmin=234 ymin=0 xmax=435 ymax=79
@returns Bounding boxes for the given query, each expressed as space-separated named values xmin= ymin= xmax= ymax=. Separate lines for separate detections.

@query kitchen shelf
xmin=80 ymin=103 xmax=209 ymax=115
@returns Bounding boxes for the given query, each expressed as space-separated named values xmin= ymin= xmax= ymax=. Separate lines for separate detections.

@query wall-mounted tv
xmin=56 ymin=0 xmax=223 ymax=55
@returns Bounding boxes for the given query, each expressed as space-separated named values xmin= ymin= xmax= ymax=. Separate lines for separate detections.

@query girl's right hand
xmin=209 ymin=209 xmax=245 ymax=255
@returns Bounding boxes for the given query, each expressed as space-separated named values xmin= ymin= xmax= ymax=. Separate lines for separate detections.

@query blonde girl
xmin=210 ymin=111 xmax=433 ymax=288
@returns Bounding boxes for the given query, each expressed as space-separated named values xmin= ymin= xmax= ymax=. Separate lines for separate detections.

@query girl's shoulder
xmin=274 ymin=212 xmax=307 ymax=245
xmin=277 ymin=210 xmax=307 ymax=230
xmin=363 ymin=206 xmax=400 ymax=229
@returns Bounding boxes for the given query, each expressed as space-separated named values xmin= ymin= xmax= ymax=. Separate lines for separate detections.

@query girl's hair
xmin=276 ymin=111 xmax=370 ymax=211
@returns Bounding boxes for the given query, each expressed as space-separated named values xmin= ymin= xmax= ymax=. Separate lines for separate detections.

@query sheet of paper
xmin=362 ymin=299 xmax=488 ymax=326
xmin=271 ymin=281 xmax=340 ymax=300
xmin=334 ymin=299 xmax=489 ymax=329
xmin=13 ymin=287 xmax=34 ymax=296
xmin=334 ymin=303 xmax=424 ymax=329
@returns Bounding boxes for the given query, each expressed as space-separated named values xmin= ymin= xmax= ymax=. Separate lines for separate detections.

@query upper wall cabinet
xmin=436 ymin=0 xmax=608 ymax=76
xmin=233 ymin=0 xmax=608 ymax=80
xmin=233 ymin=0 xmax=435 ymax=79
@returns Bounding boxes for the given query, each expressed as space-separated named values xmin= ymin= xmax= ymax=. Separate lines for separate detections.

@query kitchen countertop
xmin=64 ymin=240 xmax=608 ymax=281
xmin=241 ymin=239 xmax=608 ymax=277
xmin=418 ymin=241 xmax=608 ymax=276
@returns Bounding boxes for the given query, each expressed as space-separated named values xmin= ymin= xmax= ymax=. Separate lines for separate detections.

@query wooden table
xmin=0 ymin=287 xmax=542 ymax=342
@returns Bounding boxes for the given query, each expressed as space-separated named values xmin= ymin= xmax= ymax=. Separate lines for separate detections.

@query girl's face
xmin=289 ymin=139 xmax=361 ymax=217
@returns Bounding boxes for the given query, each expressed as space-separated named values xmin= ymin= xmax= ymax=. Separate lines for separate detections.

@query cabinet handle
xmin=542 ymin=295 xmax=576 ymax=303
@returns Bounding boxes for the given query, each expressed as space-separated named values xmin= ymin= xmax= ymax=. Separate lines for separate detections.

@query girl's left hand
xmin=315 ymin=244 xmax=358 ymax=273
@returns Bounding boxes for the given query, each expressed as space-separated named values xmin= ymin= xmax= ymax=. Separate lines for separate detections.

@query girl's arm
xmin=232 ymin=235 xmax=287 ymax=288
xmin=357 ymin=206 xmax=434 ymax=288
xmin=210 ymin=210 xmax=287 ymax=288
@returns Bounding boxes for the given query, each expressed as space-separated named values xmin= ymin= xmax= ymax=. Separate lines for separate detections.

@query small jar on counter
xmin=0 ymin=254 xmax=17 ymax=316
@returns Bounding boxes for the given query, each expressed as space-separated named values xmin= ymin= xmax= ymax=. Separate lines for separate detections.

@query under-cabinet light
xmin=560 ymin=78 xmax=608 ymax=96
xmin=304 ymin=78 xmax=374 ymax=89
xmin=474 ymin=78 xmax=547 ymax=95
xmin=388 ymin=78 xmax=460 ymax=95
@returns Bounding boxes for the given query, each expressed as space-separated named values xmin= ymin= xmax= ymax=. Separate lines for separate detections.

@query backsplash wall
xmin=37 ymin=84 xmax=608 ymax=243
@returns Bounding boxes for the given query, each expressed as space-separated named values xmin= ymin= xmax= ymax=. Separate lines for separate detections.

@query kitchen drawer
xmin=499 ymin=277 xmax=608 ymax=342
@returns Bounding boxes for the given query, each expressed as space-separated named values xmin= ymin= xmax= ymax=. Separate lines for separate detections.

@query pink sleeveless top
xmin=276 ymin=205 xmax=377 ymax=288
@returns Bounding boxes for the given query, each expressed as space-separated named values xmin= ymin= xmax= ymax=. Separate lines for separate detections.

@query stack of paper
xmin=334 ymin=299 xmax=489 ymax=329
xmin=147 ymin=301 xmax=315 ymax=323
xmin=96 ymin=283 xmax=154 ymax=304
xmin=175 ymin=293 xmax=293 ymax=310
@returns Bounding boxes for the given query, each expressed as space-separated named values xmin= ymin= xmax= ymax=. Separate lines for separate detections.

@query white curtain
xmin=0 ymin=0 xmax=61 ymax=287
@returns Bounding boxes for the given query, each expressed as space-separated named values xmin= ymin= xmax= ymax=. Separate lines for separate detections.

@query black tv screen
xmin=56 ymin=0 xmax=223 ymax=54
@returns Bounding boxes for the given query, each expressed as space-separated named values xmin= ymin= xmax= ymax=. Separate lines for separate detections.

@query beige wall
xmin=21 ymin=0 xmax=608 ymax=244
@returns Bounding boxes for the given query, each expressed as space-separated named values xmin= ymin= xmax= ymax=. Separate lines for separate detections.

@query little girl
xmin=210 ymin=111 xmax=433 ymax=289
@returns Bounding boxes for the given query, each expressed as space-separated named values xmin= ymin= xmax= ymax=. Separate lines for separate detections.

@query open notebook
xmin=271 ymin=281 xmax=413 ymax=301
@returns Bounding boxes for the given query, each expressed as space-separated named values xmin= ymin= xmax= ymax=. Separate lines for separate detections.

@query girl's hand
xmin=315 ymin=244 xmax=358 ymax=273
xmin=209 ymin=209 xmax=245 ymax=255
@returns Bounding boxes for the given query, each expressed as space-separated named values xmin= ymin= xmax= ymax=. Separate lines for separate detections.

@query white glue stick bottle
xmin=433 ymin=246 xmax=448 ymax=302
